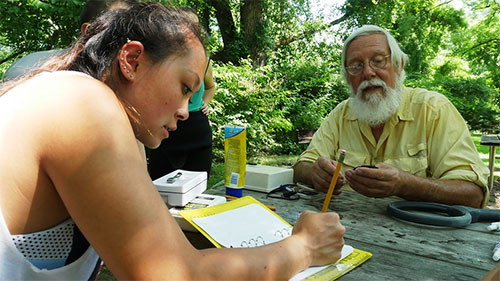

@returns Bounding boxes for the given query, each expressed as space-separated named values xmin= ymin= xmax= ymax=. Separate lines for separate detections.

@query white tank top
xmin=0 ymin=71 xmax=100 ymax=280
xmin=0 ymin=204 xmax=100 ymax=280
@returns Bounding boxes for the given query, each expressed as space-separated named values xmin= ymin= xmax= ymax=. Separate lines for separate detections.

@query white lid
xmin=153 ymin=169 xmax=207 ymax=193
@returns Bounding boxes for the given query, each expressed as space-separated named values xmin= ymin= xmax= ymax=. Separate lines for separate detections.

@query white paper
xmin=191 ymin=202 xmax=354 ymax=280
xmin=192 ymin=203 xmax=292 ymax=248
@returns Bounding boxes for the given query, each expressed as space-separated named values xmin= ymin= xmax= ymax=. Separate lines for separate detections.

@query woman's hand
xmin=201 ymin=102 xmax=209 ymax=115
xmin=292 ymin=210 xmax=345 ymax=267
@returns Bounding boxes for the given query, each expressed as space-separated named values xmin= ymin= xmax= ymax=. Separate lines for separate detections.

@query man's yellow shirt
xmin=296 ymin=87 xmax=489 ymax=207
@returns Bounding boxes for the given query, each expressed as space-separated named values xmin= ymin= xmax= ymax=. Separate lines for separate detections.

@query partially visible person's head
xmin=341 ymin=25 xmax=408 ymax=127
xmin=178 ymin=7 xmax=211 ymax=46
xmin=79 ymin=0 xmax=138 ymax=33
xmin=178 ymin=7 xmax=199 ymax=24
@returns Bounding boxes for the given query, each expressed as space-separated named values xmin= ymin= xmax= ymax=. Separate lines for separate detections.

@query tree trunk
xmin=201 ymin=6 xmax=212 ymax=38
xmin=241 ymin=0 xmax=266 ymax=65
xmin=209 ymin=0 xmax=244 ymax=63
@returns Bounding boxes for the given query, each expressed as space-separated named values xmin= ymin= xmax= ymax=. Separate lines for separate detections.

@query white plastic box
xmin=153 ymin=169 xmax=207 ymax=207
xmin=244 ymin=164 xmax=294 ymax=193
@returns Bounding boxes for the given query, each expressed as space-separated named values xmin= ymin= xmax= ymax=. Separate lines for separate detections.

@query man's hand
xmin=344 ymin=162 xmax=407 ymax=197
xmin=312 ymin=157 xmax=345 ymax=194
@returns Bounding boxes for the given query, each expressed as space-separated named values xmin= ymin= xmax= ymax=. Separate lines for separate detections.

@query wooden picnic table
xmin=187 ymin=185 xmax=499 ymax=280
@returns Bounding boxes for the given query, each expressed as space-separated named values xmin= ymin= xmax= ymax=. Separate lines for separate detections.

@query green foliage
xmin=406 ymin=74 xmax=500 ymax=133
xmin=1 ymin=0 xmax=498 ymax=160
xmin=272 ymin=56 xmax=348 ymax=131
xmin=0 ymin=0 xmax=82 ymax=61
xmin=338 ymin=0 xmax=467 ymax=75
xmin=450 ymin=0 xmax=499 ymax=102
xmin=210 ymin=54 xmax=349 ymax=160
xmin=439 ymin=78 xmax=499 ymax=133
xmin=292 ymin=99 xmax=329 ymax=130
xmin=210 ymin=60 xmax=294 ymax=160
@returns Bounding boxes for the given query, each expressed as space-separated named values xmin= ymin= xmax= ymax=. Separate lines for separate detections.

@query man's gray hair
xmin=341 ymin=25 xmax=408 ymax=84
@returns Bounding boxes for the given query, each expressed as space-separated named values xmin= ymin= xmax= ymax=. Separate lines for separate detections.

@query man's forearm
xmin=397 ymin=173 xmax=485 ymax=208
xmin=293 ymin=161 xmax=314 ymax=186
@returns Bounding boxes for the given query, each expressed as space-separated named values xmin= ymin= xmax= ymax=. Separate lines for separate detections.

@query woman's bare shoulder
xmin=3 ymin=71 xmax=135 ymax=156
xmin=26 ymin=71 xmax=125 ymax=123
xmin=36 ymin=71 xmax=120 ymax=107
xmin=4 ymin=71 xmax=119 ymax=109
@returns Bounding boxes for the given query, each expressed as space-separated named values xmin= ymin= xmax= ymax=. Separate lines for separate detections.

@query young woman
xmin=0 ymin=2 xmax=345 ymax=280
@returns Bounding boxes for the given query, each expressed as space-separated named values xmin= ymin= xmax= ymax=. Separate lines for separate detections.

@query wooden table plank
xmin=480 ymin=135 xmax=500 ymax=145
xmin=341 ymin=240 xmax=491 ymax=281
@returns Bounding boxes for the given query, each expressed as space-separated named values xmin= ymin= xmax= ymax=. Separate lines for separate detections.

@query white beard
xmin=348 ymin=77 xmax=403 ymax=127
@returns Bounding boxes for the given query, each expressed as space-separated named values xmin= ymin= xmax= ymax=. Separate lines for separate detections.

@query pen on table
xmin=486 ymin=222 xmax=500 ymax=231
xmin=321 ymin=149 xmax=346 ymax=213
xmin=225 ymin=195 xmax=276 ymax=211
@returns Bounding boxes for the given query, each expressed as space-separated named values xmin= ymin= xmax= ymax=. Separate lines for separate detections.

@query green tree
xmin=1 ymin=0 xmax=498 ymax=157
xmin=0 ymin=0 xmax=82 ymax=66
xmin=451 ymin=0 xmax=499 ymax=103
xmin=335 ymin=0 xmax=467 ymax=76
xmin=436 ymin=77 xmax=499 ymax=132
xmin=173 ymin=0 xmax=317 ymax=65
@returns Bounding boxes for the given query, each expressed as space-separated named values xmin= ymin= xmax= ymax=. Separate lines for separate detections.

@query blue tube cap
xmin=226 ymin=187 xmax=243 ymax=197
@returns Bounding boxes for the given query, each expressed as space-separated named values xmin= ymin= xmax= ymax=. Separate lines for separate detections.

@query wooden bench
xmin=480 ymin=135 xmax=500 ymax=192
xmin=296 ymin=129 xmax=316 ymax=144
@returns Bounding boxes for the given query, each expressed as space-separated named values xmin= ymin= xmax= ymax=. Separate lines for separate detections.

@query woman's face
xmin=123 ymin=37 xmax=206 ymax=148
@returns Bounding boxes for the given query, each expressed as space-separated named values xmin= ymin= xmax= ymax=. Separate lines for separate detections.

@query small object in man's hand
xmin=353 ymin=165 xmax=378 ymax=170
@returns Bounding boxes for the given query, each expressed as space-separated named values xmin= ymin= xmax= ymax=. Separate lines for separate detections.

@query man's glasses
xmin=345 ymin=54 xmax=391 ymax=76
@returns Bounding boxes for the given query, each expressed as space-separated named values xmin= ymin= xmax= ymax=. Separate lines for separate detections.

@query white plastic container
xmin=153 ymin=169 xmax=207 ymax=207
xmin=245 ymin=164 xmax=294 ymax=193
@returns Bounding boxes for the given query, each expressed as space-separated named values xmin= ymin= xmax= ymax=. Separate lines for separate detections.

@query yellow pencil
xmin=321 ymin=150 xmax=346 ymax=212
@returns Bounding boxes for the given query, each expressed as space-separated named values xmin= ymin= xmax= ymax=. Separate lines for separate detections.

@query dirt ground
xmin=487 ymin=180 xmax=500 ymax=209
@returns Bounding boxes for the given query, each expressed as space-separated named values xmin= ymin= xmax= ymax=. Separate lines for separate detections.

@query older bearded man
xmin=293 ymin=25 xmax=489 ymax=208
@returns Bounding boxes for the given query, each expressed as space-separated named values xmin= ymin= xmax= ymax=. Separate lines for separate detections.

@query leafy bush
xmin=270 ymin=56 xmax=349 ymax=154
xmin=439 ymin=77 xmax=500 ymax=133
xmin=210 ymin=57 xmax=349 ymax=160
xmin=210 ymin=60 xmax=294 ymax=161
xmin=407 ymin=75 xmax=500 ymax=133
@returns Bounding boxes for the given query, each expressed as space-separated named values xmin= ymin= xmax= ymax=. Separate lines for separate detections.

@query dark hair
xmin=69 ymin=2 xmax=203 ymax=80
xmin=79 ymin=0 xmax=138 ymax=26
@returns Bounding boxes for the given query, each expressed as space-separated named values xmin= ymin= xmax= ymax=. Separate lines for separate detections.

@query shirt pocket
xmin=386 ymin=143 xmax=428 ymax=177
xmin=340 ymin=150 xmax=368 ymax=170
